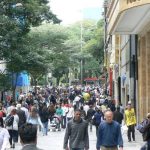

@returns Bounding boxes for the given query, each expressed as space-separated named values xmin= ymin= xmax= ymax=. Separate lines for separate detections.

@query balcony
xmin=106 ymin=0 xmax=150 ymax=34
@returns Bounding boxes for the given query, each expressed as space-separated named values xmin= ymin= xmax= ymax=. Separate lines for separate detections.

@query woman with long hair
xmin=48 ymin=104 xmax=56 ymax=122
xmin=6 ymin=108 xmax=19 ymax=148
xmin=39 ymin=103 xmax=50 ymax=136
xmin=27 ymin=106 xmax=43 ymax=129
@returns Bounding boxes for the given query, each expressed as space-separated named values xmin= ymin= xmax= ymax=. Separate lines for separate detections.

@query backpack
xmin=92 ymin=112 xmax=102 ymax=126
xmin=5 ymin=115 xmax=14 ymax=126
xmin=137 ymin=119 xmax=150 ymax=133
xmin=137 ymin=119 xmax=150 ymax=141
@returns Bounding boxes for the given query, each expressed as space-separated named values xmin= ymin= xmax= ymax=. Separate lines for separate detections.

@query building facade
xmin=104 ymin=0 xmax=150 ymax=121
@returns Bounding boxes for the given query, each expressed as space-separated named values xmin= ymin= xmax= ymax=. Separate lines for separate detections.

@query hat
xmin=128 ymin=101 xmax=131 ymax=105
xmin=16 ymin=104 xmax=21 ymax=108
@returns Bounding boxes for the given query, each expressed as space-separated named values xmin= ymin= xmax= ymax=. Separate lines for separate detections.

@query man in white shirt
xmin=84 ymin=103 xmax=89 ymax=116
xmin=66 ymin=104 xmax=74 ymax=123
xmin=73 ymin=95 xmax=81 ymax=108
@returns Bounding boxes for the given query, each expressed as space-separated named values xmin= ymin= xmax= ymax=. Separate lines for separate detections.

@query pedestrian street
xmin=9 ymin=126 xmax=144 ymax=150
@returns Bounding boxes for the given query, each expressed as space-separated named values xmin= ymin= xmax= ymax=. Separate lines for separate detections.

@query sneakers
xmin=10 ymin=143 xmax=15 ymax=148
xmin=128 ymin=139 xmax=135 ymax=142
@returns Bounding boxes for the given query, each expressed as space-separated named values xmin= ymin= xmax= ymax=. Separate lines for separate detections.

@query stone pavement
xmin=7 ymin=126 xmax=144 ymax=150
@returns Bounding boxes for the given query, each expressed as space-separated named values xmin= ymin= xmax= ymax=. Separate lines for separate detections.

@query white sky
xmin=49 ymin=0 xmax=104 ymax=25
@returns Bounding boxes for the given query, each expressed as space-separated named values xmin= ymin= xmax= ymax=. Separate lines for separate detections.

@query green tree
xmin=0 ymin=0 xmax=61 ymax=59
xmin=0 ymin=0 xmax=61 ymax=98
xmin=64 ymin=19 xmax=104 ymax=82
xmin=84 ymin=20 xmax=104 ymax=63
xmin=23 ymin=24 xmax=69 ymax=86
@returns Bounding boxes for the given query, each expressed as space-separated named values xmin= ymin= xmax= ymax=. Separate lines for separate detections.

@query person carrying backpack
xmin=87 ymin=105 xmax=95 ymax=132
xmin=138 ymin=113 xmax=150 ymax=150
xmin=5 ymin=108 xmax=19 ymax=148
xmin=92 ymin=107 xmax=104 ymax=136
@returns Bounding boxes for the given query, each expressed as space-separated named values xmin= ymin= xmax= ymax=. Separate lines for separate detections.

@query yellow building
xmin=104 ymin=0 xmax=150 ymax=121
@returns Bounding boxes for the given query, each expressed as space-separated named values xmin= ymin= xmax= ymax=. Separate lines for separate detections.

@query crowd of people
xmin=0 ymin=85 xmax=149 ymax=150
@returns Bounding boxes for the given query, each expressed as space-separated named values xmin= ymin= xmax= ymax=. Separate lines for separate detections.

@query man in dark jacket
xmin=39 ymin=103 xmax=50 ymax=136
xmin=96 ymin=110 xmax=123 ymax=150
xmin=19 ymin=123 xmax=43 ymax=150
xmin=93 ymin=107 xmax=104 ymax=136
xmin=113 ymin=106 xmax=124 ymax=125
xmin=87 ymin=105 xmax=95 ymax=131
xmin=63 ymin=109 xmax=89 ymax=150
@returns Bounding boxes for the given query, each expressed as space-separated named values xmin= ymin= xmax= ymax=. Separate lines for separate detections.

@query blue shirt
xmin=96 ymin=120 xmax=123 ymax=149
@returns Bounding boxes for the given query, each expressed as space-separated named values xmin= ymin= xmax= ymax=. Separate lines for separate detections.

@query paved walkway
xmin=7 ymin=126 xmax=144 ymax=150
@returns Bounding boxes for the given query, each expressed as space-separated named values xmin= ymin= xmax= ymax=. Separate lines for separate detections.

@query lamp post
xmin=79 ymin=5 xmax=84 ymax=85
xmin=80 ymin=20 xmax=83 ymax=85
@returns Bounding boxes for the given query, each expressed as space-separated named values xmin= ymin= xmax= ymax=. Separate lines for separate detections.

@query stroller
xmin=49 ymin=114 xmax=61 ymax=131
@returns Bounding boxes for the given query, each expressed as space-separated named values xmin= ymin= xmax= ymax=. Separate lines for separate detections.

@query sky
xmin=49 ymin=0 xmax=104 ymax=25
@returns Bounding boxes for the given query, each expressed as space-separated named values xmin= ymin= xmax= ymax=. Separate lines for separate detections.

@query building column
xmin=139 ymin=36 xmax=146 ymax=121
xmin=146 ymin=32 xmax=150 ymax=113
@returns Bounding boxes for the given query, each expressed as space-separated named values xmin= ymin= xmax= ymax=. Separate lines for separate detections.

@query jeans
xmin=96 ymin=125 xmax=99 ymax=137
xmin=42 ymin=121 xmax=48 ymax=135
xmin=89 ymin=120 xmax=92 ymax=131
xmin=62 ymin=116 xmax=66 ymax=128
xmin=127 ymin=124 xmax=135 ymax=141
xmin=8 ymin=130 xmax=18 ymax=145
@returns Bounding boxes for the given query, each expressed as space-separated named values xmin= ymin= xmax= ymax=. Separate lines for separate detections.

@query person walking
xmin=96 ymin=110 xmax=123 ymax=150
xmin=39 ymin=103 xmax=50 ymax=136
xmin=16 ymin=104 xmax=26 ymax=127
xmin=6 ymin=108 xmax=19 ymax=148
xmin=93 ymin=107 xmax=104 ymax=136
xmin=0 ymin=118 xmax=10 ymax=150
xmin=27 ymin=106 xmax=43 ymax=130
xmin=139 ymin=113 xmax=150 ymax=150
xmin=124 ymin=103 xmax=136 ymax=142
xmin=86 ymin=105 xmax=95 ymax=132
xmin=19 ymin=123 xmax=43 ymax=150
xmin=63 ymin=109 xmax=89 ymax=150
xmin=48 ymin=104 xmax=56 ymax=122
xmin=80 ymin=106 xmax=86 ymax=120
xmin=113 ymin=106 xmax=124 ymax=125
xmin=83 ymin=102 xmax=89 ymax=116
xmin=61 ymin=104 xmax=68 ymax=129
xmin=56 ymin=104 xmax=63 ymax=131
xmin=66 ymin=104 xmax=74 ymax=123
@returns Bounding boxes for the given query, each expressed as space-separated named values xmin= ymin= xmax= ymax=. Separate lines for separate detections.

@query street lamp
xmin=80 ymin=6 xmax=84 ymax=85
xmin=80 ymin=20 xmax=83 ymax=85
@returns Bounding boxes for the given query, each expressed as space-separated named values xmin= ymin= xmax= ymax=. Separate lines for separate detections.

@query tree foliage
xmin=0 ymin=0 xmax=61 ymax=68
xmin=64 ymin=19 xmax=104 ymax=80
xmin=23 ymin=24 xmax=69 ymax=85
xmin=83 ymin=20 xmax=104 ymax=63
xmin=0 ymin=0 xmax=61 ymax=94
